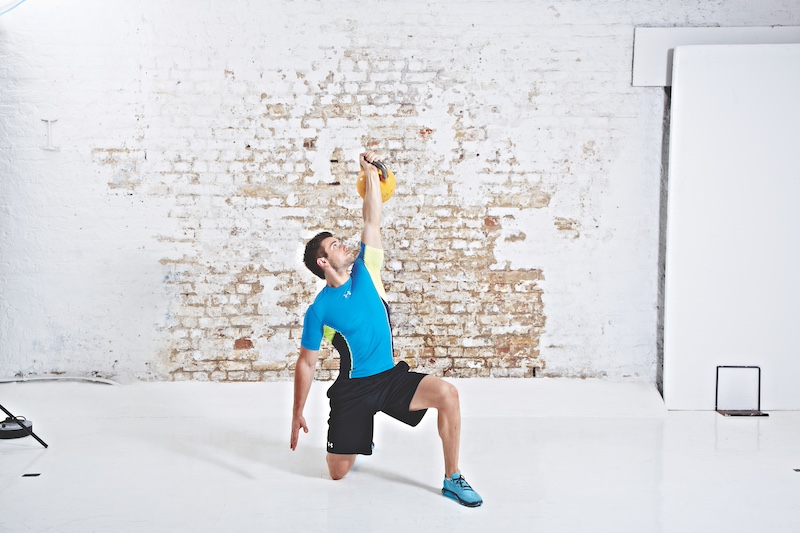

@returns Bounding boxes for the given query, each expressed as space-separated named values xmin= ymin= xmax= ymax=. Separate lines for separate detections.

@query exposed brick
xmin=233 ymin=336 xmax=255 ymax=352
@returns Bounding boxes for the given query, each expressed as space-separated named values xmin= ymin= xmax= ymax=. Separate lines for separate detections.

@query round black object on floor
xmin=0 ymin=417 xmax=33 ymax=439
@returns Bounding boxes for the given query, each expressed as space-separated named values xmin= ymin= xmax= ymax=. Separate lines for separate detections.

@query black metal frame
xmin=715 ymin=365 xmax=769 ymax=417
xmin=0 ymin=404 xmax=48 ymax=448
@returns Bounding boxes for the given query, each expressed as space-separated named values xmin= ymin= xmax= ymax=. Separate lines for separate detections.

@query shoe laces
xmin=450 ymin=474 xmax=474 ymax=492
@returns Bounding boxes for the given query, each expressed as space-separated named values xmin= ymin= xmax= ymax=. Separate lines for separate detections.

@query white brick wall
xmin=1 ymin=0 xmax=797 ymax=382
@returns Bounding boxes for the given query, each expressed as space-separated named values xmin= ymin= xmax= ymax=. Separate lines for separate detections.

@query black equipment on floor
xmin=715 ymin=365 xmax=769 ymax=417
xmin=0 ymin=404 xmax=48 ymax=448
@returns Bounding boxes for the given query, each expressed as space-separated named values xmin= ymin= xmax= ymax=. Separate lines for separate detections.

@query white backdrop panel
xmin=664 ymin=44 xmax=800 ymax=410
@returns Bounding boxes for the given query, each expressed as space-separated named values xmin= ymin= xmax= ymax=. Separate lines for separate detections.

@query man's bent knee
xmin=411 ymin=375 xmax=460 ymax=411
xmin=327 ymin=453 xmax=356 ymax=480
xmin=438 ymin=381 xmax=459 ymax=410
xmin=447 ymin=382 xmax=459 ymax=403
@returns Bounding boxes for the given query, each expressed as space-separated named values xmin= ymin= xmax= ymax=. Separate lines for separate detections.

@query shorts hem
xmin=326 ymin=448 xmax=372 ymax=456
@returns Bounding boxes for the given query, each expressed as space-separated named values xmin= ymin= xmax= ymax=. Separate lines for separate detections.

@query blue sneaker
xmin=442 ymin=472 xmax=483 ymax=507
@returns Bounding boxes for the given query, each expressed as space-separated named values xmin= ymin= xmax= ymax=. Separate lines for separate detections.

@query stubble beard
xmin=331 ymin=250 xmax=357 ymax=273
xmin=343 ymin=250 xmax=357 ymax=269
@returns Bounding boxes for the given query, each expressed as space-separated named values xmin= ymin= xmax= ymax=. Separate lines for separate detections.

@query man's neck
xmin=325 ymin=271 xmax=350 ymax=289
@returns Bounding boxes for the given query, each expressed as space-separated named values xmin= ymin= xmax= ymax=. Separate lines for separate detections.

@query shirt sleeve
xmin=300 ymin=307 xmax=324 ymax=350
xmin=360 ymin=243 xmax=387 ymax=300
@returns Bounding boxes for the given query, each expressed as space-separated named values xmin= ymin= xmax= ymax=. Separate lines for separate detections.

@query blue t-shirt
xmin=300 ymin=243 xmax=394 ymax=379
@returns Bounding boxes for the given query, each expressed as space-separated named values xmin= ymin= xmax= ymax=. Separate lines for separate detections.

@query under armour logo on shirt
xmin=343 ymin=291 xmax=351 ymax=299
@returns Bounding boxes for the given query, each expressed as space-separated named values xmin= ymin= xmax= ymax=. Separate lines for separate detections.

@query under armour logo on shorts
xmin=327 ymin=441 xmax=334 ymax=449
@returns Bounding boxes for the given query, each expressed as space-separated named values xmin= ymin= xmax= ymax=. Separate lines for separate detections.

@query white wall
xmin=1 ymin=1 xmax=798 ymax=382
xmin=664 ymin=44 xmax=800 ymax=410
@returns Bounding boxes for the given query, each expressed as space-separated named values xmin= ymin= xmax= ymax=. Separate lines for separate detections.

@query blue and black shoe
xmin=442 ymin=472 xmax=483 ymax=507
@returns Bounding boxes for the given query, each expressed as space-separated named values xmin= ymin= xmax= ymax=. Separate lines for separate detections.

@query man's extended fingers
xmin=290 ymin=429 xmax=303 ymax=450
xmin=290 ymin=418 xmax=309 ymax=450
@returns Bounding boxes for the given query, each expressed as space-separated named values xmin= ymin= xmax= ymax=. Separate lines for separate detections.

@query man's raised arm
xmin=360 ymin=151 xmax=383 ymax=250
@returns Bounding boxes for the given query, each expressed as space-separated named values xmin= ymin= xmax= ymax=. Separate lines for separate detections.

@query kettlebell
xmin=357 ymin=160 xmax=396 ymax=203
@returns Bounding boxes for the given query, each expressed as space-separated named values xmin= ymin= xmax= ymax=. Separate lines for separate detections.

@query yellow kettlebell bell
xmin=357 ymin=160 xmax=396 ymax=203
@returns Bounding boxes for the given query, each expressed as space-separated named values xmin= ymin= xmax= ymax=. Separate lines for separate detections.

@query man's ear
xmin=316 ymin=257 xmax=328 ymax=270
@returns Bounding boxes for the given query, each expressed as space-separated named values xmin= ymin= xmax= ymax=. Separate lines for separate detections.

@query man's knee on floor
xmin=329 ymin=468 xmax=348 ymax=481
xmin=327 ymin=454 xmax=354 ymax=480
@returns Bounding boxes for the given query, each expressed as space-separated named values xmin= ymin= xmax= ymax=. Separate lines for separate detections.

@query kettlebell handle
xmin=370 ymin=160 xmax=389 ymax=181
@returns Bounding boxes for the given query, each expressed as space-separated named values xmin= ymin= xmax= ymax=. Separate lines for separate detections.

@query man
xmin=290 ymin=150 xmax=483 ymax=507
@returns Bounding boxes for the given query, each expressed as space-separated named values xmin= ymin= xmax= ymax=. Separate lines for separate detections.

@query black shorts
xmin=326 ymin=361 xmax=428 ymax=455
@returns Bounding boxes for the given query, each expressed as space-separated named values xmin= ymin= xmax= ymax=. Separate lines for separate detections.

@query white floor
xmin=1 ymin=379 xmax=798 ymax=532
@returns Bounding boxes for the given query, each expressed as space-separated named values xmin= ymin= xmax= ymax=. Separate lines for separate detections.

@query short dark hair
xmin=304 ymin=231 xmax=333 ymax=279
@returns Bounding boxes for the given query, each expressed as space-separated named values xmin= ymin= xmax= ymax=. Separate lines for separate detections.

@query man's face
xmin=319 ymin=236 xmax=356 ymax=272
